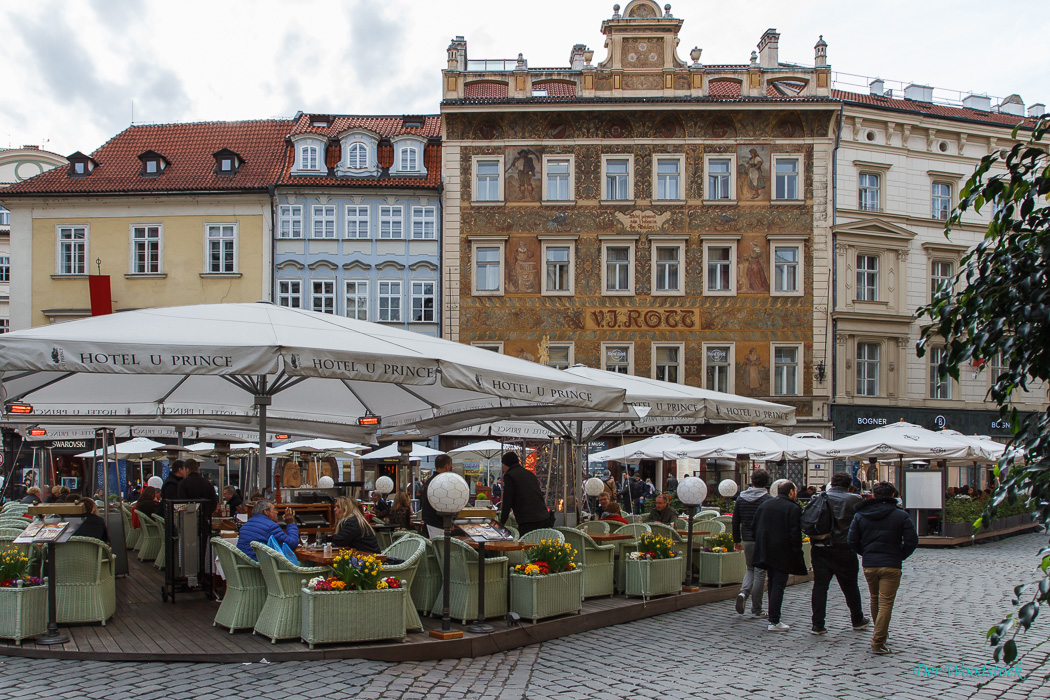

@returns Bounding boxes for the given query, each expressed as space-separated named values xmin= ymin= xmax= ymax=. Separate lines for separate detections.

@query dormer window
xmin=335 ymin=128 xmax=380 ymax=177
xmin=290 ymin=135 xmax=326 ymax=175
xmin=137 ymin=150 xmax=168 ymax=177
xmin=347 ymin=142 xmax=368 ymax=169
xmin=75 ymin=162 xmax=87 ymax=174
xmin=399 ymin=145 xmax=418 ymax=171
xmin=212 ymin=148 xmax=243 ymax=176
xmin=66 ymin=151 xmax=97 ymax=178
xmin=301 ymin=144 xmax=319 ymax=170
xmin=390 ymin=134 xmax=428 ymax=176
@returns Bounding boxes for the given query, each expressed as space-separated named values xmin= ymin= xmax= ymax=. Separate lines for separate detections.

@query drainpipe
xmin=830 ymin=102 xmax=844 ymax=436
xmin=267 ymin=184 xmax=277 ymax=303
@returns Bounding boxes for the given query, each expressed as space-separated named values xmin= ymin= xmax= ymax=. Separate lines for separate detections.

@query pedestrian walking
xmin=752 ymin=480 xmax=807 ymax=631
xmin=808 ymin=472 xmax=869 ymax=635
xmin=848 ymin=481 xmax=918 ymax=654
xmin=499 ymin=452 xmax=554 ymax=535
xmin=732 ymin=468 xmax=773 ymax=618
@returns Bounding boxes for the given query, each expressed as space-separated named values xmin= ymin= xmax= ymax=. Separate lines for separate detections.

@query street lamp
xmin=427 ymin=471 xmax=470 ymax=640
xmin=718 ymin=479 xmax=738 ymax=498
xmin=584 ymin=477 xmax=604 ymax=517
xmin=375 ymin=475 xmax=394 ymax=497
xmin=676 ymin=476 xmax=708 ymax=591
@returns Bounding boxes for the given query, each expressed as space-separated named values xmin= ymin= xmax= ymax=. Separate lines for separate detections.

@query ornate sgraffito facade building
xmin=441 ymin=0 xmax=838 ymax=434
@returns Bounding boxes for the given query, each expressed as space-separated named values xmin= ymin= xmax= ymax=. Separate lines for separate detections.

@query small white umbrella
xmin=75 ymin=437 xmax=166 ymax=459
xmin=588 ymin=432 xmax=698 ymax=463
xmin=663 ymin=426 xmax=824 ymax=461
xmin=809 ymin=421 xmax=976 ymax=461
xmin=274 ymin=438 xmax=366 ymax=454
xmin=362 ymin=443 xmax=444 ymax=461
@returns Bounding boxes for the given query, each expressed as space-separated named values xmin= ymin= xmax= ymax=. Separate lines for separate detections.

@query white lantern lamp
xmin=374 ymin=475 xmax=394 ymax=496
xmin=718 ymin=479 xmax=738 ymax=498
xmin=676 ymin=476 xmax=708 ymax=589
xmin=317 ymin=475 xmax=335 ymax=489
xmin=584 ymin=477 xmax=605 ymax=518
xmin=770 ymin=478 xmax=787 ymax=496
xmin=427 ymin=472 xmax=470 ymax=639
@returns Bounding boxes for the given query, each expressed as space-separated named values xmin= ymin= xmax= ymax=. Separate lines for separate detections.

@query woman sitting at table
xmin=132 ymin=485 xmax=162 ymax=528
xmin=331 ymin=496 xmax=380 ymax=553
xmin=385 ymin=491 xmax=412 ymax=529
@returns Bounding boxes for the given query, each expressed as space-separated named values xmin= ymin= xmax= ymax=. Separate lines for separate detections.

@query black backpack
xmin=801 ymin=492 xmax=833 ymax=541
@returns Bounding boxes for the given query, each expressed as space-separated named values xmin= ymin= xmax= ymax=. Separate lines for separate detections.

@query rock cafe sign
xmin=587 ymin=308 xmax=697 ymax=330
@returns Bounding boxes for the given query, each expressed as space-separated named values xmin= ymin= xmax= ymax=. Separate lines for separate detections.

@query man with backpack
xmin=805 ymin=472 xmax=869 ymax=635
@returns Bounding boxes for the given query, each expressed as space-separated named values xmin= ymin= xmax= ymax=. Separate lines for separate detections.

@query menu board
xmin=459 ymin=520 xmax=515 ymax=542
xmin=33 ymin=522 xmax=70 ymax=542
xmin=13 ymin=521 xmax=44 ymax=544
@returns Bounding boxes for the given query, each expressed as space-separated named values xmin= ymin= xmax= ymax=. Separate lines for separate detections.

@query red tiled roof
xmin=707 ymin=79 xmax=742 ymax=97
xmin=464 ymin=81 xmax=509 ymax=98
xmin=2 ymin=120 xmax=294 ymax=195
xmin=834 ymin=89 xmax=1038 ymax=129
xmin=289 ymin=114 xmax=441 ymax=139
xmin=532 ymin=80 xmax=577 ymax=96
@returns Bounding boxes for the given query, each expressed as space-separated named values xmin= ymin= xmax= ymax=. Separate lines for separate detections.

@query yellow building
xmin=0 ymin=120 xmax=293 ymax=328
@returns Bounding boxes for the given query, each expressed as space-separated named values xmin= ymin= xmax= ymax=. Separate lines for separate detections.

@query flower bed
xmin=300 ymin=586 xmax=405 ymax=647
xmin=0 ymin=548 xmax=46 ymax=645
xmin=696 ymin=550 xmax=746 ymax=587
xmin=509 ymin=568 xmax=583 ymax=623
xmin=624 ymin=556 xmax=685 ymax=598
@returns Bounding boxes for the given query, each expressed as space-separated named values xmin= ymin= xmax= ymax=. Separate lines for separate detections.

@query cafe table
xmin=455 ymin=538 xmax=535 ymax=633
xmin=295 ymin=546 xmax=388 ymax=567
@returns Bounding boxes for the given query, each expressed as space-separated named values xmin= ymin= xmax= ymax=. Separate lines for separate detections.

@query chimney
xmin=904 ymin=83 xmax=933 ymax=103
xmin=569 ymin=44 xmax=587 ymax=70
xmin=447 ymin=36 xmax=467 ymax=71
xmin=758 ymin=28 xmax=779 ymax=68
xmin=814 ymin=35 xmax=828 ymax=68
xmin=1030 ymin=103 xmax=1046 ymax=118
xmin=869 ymin=79 xmax=884 ymax=97
xmin=999 ymin=94 xmax=1025 ymax=116
xmin=962 ymin=93 xmax=991 ymax=112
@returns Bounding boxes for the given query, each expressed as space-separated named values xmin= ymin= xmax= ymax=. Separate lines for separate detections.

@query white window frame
xmin=703 ymin=237 xmax=738 ymax=296
xmin=601 ymin=342 xmax=634 ymax=375
xmin=540 ymin=238 xmax=575 ymax=296
xmin=277 ymin=205 xmax=303 ymax=239
xmin=377 ymin=280 xmax=403 ymax=322
xmin=471 ymin=238 xmax=506 ymax=296
xmin=705 ymin=154 xmax=737 ymax=202
xmin=542 ymin=154 xmax=575 ymax=203
xmin=856 ymin=253 xmax=880 ymax=302
xmin=650 ymin=237 xmax=686 ymax=296
xmin=399 ymin=144 xmax=418 ymax=172
xmin=929 ymin=345 xmax=952 ymax=400
xmin=411 ymin=206 xmax=437 ymax=240
xmin=203 ymin=223 xmax=237 ymax=274
xmin=545 ymin=342 xmax=574 ymax=369
xmin=379 ymin=205 xmax=404 ymax=240
xmin=930 ymin=259 xmax=954 ymax=301
xmin=931 ymin=182 xmax=952 ymax=221
xmin=472 ymin=342 xmax=504 ymax=353
xmin=390 ymin=135 xmax=427 ymax=176
xmin=0 ymin=255 xmax=10 ymax=283
xmin=347 ymin=142 xmax=369 ymax=170
xmin=129 ymin=224 xmax=163 ymax=275
xmin=856 ymin=341 xmax=881 ymax=397
xmin=652 ymin=154 xmax=684 ymax=202
xmin=601 ymin=239 xmax=635 ymax=296
xmin=768 ymin=236 xmax=804 ymax=297
xmin=653 ymin=343 xmax=685 ymax=384
xmin=858 ymin=172 xmax=881 ymax=212
xmin=0 ymin=206 xmax=10 ymax=227
xmin=472 ymin=155 xmax=505 ymax=203
xmin=310 ymin=279 xmax=336 ymax=314
xmin=345 ymin=205 xmax=370 ymax=239
xmin=344 ymin=279 xmax=368 ymax=321
xmin=772 ymin=155 xmax=802 ymax=201
xmin=56 ymin=224 xmax=89 ymax=275
xmin=410 ymin=280 xmax=436 ymax=323
xmin=311 ymin=205 xmax=337 ymax=239
xmin=601 ymin=154 xmax=634 ymax=203
xmin=297 ymin=142 xmax=322 ymax=172
xmin=277 ymin=279 xmax=302 ymax=308
xmin=771 ymin=343 xmax=802 ymax=396
xmin=702 ymin=343 xmax=735 ymax=394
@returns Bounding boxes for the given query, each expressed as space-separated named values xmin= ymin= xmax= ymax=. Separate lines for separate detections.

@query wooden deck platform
xmin=0 ymin=556 xmax=812 ymax=663
xmin=918 ymin=522 xmax=1041 ymax=547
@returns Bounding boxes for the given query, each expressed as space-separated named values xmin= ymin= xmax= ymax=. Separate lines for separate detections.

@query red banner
xmin=88 ymin=275 xmax=112 ymax=315
xmin=524 ymin=449 xmax=538 ymax=474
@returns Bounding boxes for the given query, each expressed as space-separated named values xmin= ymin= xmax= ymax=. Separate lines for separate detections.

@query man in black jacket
xmin=848 ymin=481 xmax=918 ymax=655
xmin=160 ymin=460 xmax=187 ymax=510
xmin=810 ymin=472 xmax=869 ymax=635
xmin=499 ymin=452 xmax=553 ymax=535
xmin=176 ymin=458 xmax=217 ymax=520
xmin=752 ymin=480 xmax=808 ymax=631
xmin=732 ymin=468 xmax=773 ymax=618
xmin=421 ymin=454 xmax=454 ymax=538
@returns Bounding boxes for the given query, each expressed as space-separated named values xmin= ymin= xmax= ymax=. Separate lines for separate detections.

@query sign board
xmin=462 ymin=462 xmax=482 ymax=476
xmin=904 ymin=470 xmax=944 ymax=510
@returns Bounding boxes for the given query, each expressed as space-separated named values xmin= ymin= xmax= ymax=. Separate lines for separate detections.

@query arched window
xmin=348 ymin=142 xmax=368 ymax=169
xmin=300 ymin=144 xmax=319 ymax=170
xmin=399 ymin=145 xmax=418 ymax=172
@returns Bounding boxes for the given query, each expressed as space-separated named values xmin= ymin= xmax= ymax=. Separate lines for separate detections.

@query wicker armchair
xmin=557 ymin=527 xmax=615 ymax=598
xmin=712 ymin=515 xmax=734 ymax=529
xmin=612 ymin=523 xmax=651 ymax=593
xmin=1 ymin=504 xmax=29 ymax=515
xmin=648 ymin=521 xmax=686 ymax=545
xmin=211 ymin=537 xmax=266 ymax=633
xmin=0 ymin=527 xmax=25 ymax=538
xmin=694 ymin=520 xmax=726 ymax=536
xmin=250 ymin=542 xmax=329 ymax=643
xmin=381 ymin=536 xmax=426 ymax=632
xmin=154 ymin=517 xmax=167 ymax=570
xmin=399 ymin=534 xmax=442 ymax=617
xmin=121 ymin=508 xmax=140 ymax=551
xmin=578 ymin=520 xmax=610 ymax=535
xmin=137 ymin=513 xmax=162 ymax=562
xmin=429 ymin=536 xmax=508 ymax=623
xmin=506 ymin=527 xmax=563 ymax=567
xmin=53 ymin=536 xmax=116 ymax=626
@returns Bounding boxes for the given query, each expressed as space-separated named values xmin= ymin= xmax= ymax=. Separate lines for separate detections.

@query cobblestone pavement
xmin=2 ymin=532 xmax=1047 ymax=700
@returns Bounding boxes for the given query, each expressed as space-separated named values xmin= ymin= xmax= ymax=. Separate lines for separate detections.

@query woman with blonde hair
xmin=330 ymin=496 xmax=380 ymax=553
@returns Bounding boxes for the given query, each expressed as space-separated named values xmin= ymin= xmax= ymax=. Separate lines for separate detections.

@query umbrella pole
xmin=256 ymin=375 xmax=270 ymax=497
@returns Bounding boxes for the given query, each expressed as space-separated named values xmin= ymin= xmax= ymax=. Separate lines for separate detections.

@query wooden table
xmin=588 ymin=533 xmax=636 ymax=543
xmin=455 ymin=538 xmax=534 ymax=633
xmin=294 ymin=547 xmax=387 ymax=567
xmin=676 ymin=530 xmax=716 ymax=537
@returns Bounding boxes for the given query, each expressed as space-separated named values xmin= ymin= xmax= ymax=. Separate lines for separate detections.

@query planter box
xmin=0 ymin=582 xmax=47 ymax=645
xmin=942 ymin=522 xmax=972 ymax=538
xmin=802 ymin=542 xmax=812 ymax=572
xmin=625 ymin=556 xmax=685 ymax=598
xmin=1006 ymin=515 xmax=1023 ymax=529
xmin=300 ymin=587 xmax=405 ymax=648
xmin=696 ymin=551 xmax=746 ymax=587
xmin=509 ymin=569 xmax=583 ymax=623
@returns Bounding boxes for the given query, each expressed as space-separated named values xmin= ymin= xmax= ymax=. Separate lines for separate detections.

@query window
xmin=545 ymin=158 xmax=571 ymax=201
xmin=545 ymin=246 xmax=571 ymax=292
xmin=706 ymin=158 xmax=733 ymax=200
xmin=932 ymin=182 xmax=952 ymax=220
xmin=856 ymin=342 xmax=880 ymax=396
xmin=399 ymin=146 xmax=418 ymax=172
xmin=411 ymin=206 xmax=437 ymax=240
xmin=0 ymin=318 xmax=8 ymax=334
xmin=144 ymin=159 xmax=159 ymax=175
xmin=603 ymin=244 xmax=633 ymax=293
xmin=130 ymin=225 xmax=161 ymax=274
xmin=774 ymin=158 xmax=799 ymax=200
xmin=73 ymin=161 xmax=87 ymax=175
xmin=473 ymin=243 xmax=503 ymax=294
xmin=378 ymin=281 xmax=402 ymax=322
xmin=655 ymin=157 xmax=681 ymax=200
xmin=299 ymin=144 xmax=320 ymax=171
xmin=347 ymin=142 xmax=368 ymax=169
xmin=989 ymin=352 xmax=1006 ymax=388
xmin=0 ymin=256 xmax=9 ymax=283
xmin=546 ymin=343 xmax=573 ymax=369
xmin=205 ymin=224 xmax=236 ymax=274
xmin=472 ymin=342 xmax=503 ymax=353
xmin=475 ymin=159 xmax=501 ymax=202
xmin=278 ymin=205 xmax=303 ymax=239
xmin=930 ymin=346 xmax=951 ymax=399
xmin=345 ymin=205 xmax=370 ymax=239
xmin=654 ymin=245 xmax=681 ymax=293
xmin=379 ymin=206 xmax=404 ymax=239
xmin=604 ymin=158 xmax=630 ymax=201
xmin=0 ymin=206 xmax=9 ymax=226
xmin=931 ymin=260 xmax=953 ymax=299
xmin=706 ymin=245 xmax=733 ymax=293
xmin=773 ymin=345 xmax=800 ymax=396
xmin=345 ymin=280 xmax=368 ymax=321
xmin=219 ymin=157 xmax=234 ymax=173
xmin=311 ymin=205 xmax=336 ymax=239
xmin=602 ymin=344 xmax=632 ymax=374
xmin=654 ymin=344 xmax=683 ymax=383
xmin=859 ymin=173 xmax=880 ymax=211
xmin=411 ymin=281 xmax=435 ymax=322
xmin=310 ymin=280 xmax=335 ymax=314
xmin=856 ymin=254 xmax=879 ymax=301
xmin=704 ymin=345 xmax=732 ymax=393
xmin=773 ymin=245 xmax=799 ymax=293
xmin=57 ymin=225 xmax=88 ymax=275
xmin=277 ymin=280 xmax=302 ymax=308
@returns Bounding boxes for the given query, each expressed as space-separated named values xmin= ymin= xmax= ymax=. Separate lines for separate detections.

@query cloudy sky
xmin=2 ymin=0 xmax=1046 ymax=156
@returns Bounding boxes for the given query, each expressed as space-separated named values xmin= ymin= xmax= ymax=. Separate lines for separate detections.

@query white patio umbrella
xmin=449 ymin=439 xmax=534 ymax=487
xmin=663 ymin=426 xmax=827 ymax=462
xmin=362 ymin=443 xmax=444 ymax=460
xmin=273 ymin=438 xmax=366 ymax=454
xmin=936 ymin=430 xmax=1006 ymax=462
xmin=588 ymin=432 xmax=698 ymax=462
xmin=809 ymin=421 xmax=976 ymax=461
xmin=75 ymin=437 xmax=166 ymax=459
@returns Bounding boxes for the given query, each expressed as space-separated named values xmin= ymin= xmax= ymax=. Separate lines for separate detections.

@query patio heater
xmin=677 ymin=476 xmax=708 ymax=592
xmin=428 ymin=471 xmax=470 ymax=640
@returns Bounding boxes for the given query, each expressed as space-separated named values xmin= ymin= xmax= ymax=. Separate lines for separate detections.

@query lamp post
xmin=584 ymin=477 xmax=605 ymax=517
xmin=427 ymin=471 xmax=470 ymax=640
xmin=676 ymin=476 xmax=708 ymax=592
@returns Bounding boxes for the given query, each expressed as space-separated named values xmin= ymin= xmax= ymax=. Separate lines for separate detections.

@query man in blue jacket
xmin=236 ymin=499 xmax=299 ymax=561
xmin=848 ymin=481 xmax=919 ymax=655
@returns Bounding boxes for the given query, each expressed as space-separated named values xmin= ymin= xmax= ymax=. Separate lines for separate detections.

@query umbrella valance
xmin=362 ymin=443 xmax=444 ymax=461
xmin=808 ymin=421 xmax=976 ymax=460
xmin=663 ymin=426 xmax=830 ymax=462
xmin=588 ymin=432 xmax=699 ymax=463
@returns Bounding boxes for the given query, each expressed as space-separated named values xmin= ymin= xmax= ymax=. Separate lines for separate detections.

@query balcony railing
xmin=466 ymin=59 xmax=522 ymax=72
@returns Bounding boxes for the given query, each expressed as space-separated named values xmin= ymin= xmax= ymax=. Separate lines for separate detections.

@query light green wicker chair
xmin=211 ymin=537 xmax=266 ymax=633
xmin=713 ymin=515 xmax=734 ymax=529
xmin=53 ymin=536 xmax=116 ymax=625
xmin=120 ymin=508 xmax=139 ymax=551
xmin=153 ymin=517 xmax=166 ymax=570
xmin=648 ymin=521 xmax=686 ymax=545
xmin=612 ymin=523 xmax=651 ymax=593
xmin=2 ymin=504 xmax=29 ymax=515
xmin=504 ymin=525 xmax=520 ymax=539
xmin=137 ymin=513 xmax=162 ymax=562
xmin=508 ymin=527 xmax=565 ymax=567
xmin=429 ymin=536 xmax=508 ymax=624
xmin=624 ymin=514 xmax=645 ymax=523
xmin=694 ymin=520 xmax=726 ymax=536
xmin=557 ymin=527 xmax=615 ymax=598
xmin=251 ymin=542 xmax=328 ymax=643
xmin=399 ymin=534 xmax=442 ymax=617
xmin=579 ymin=520 xmax=610 ymax=535
xmin=381 ymin=536 xmax=426 ymax=632
xmin=694 ymin=510 xmax=719 ymax=521
xmin=0 ymin=527 xmax=25 ymax=537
